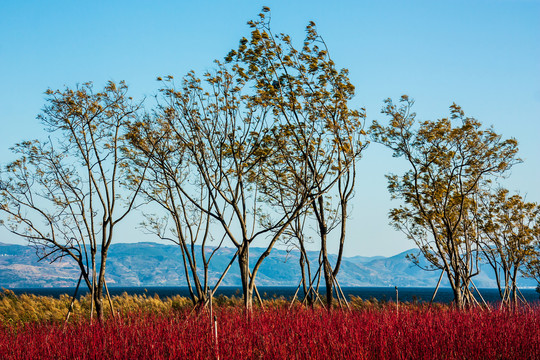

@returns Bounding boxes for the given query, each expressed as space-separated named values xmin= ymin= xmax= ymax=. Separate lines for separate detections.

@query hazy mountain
xmin=0 ymin=242 xmax=537 ymax=289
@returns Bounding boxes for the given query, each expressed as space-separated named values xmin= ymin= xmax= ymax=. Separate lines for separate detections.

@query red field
xmin=1 ymin=306 xmax=539 ymax=359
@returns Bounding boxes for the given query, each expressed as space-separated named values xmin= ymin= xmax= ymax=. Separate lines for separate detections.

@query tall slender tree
xmin=146 ymin=8 xmax=365 ymax=310
xmin=0 ymin=81 xmax=148 ymax=320
xmin=479 ymin=188 xmax=540 ymax=306
xmin=125 ymin=113 xmax=233 ymax=308
xmin=371 ymin=96 xmax=520 ymax=308
xmin=228 ymin=9 xmax=367 ymax=309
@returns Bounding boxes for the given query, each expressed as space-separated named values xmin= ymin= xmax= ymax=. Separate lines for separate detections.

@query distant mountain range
xmin=0 ymin=241 xmax=537 ymax=289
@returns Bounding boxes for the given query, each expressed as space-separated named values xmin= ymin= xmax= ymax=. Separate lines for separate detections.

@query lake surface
xmin=6 ymin=286 xmax=540 ymax=304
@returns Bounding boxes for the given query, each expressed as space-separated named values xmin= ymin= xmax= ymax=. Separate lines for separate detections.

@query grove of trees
xmin=0 ymin=8 xmax=539 ymax=316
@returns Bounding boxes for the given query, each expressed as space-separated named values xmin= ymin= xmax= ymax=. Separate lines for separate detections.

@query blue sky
xmin=1 ymin=0 xmax=539 ymax=256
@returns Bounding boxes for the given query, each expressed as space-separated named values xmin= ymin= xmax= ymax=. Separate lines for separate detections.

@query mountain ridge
xmin=0 ymin=241 xmax=536 ymax=289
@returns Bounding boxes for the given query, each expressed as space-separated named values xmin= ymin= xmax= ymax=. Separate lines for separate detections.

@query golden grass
xmin=0 ymin=288 xmax=441 ymax=324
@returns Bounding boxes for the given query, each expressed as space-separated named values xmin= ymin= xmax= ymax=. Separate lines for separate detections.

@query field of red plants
xmin=1 ymin=305 xmax=539 ymax=360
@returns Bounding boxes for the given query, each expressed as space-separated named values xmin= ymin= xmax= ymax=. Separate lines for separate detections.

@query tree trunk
xmin=314 ymin=196 xmax=334 ymax=309
xmin=453 ymin=288 xmax=463 ymax=309
xmin=238 ymin=244 xmax=253 ymax=312
xmin=95 ymin=245 xmax=110 ymax=321
xmin=178 ymin=244 xmax=197 ymax=305
xmin=300 ymin=252 xmax=308 ymax=298
xmin=451 ymin=275 xmax=464 ymax=309
xmin=321 ymin=228 xmax=333 ymax=309
xmin=323 ymin=257 xmax=334 ymax=309
xmin=511 ymin=270 xmax=518 ymax=308
xmin=94 ymin=291 xmax=104 ymax=321
xmin=299 ymin=242 xmax=314 ymax=306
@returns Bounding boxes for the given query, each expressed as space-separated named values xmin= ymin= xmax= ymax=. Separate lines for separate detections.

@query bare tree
xmin=0 ymin=81 xmax=148 ymax=320
xmin=371 ymin=96 xmax=520 ymax=309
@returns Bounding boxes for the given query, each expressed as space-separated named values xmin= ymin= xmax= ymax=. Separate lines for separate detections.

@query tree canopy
xmin=371 ymin=95 xmax=521 ymax=308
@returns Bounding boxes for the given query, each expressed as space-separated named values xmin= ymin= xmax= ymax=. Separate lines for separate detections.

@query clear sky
xmin=1 ymin=0 xmax=539 ymax=256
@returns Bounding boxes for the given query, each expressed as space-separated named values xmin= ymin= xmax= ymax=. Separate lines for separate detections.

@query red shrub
xmin=1 ymin=306 xmax=539 ymax=359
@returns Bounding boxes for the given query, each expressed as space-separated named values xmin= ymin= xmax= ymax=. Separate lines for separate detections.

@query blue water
xmin=5 ymin=286 xmax=540 ymax=304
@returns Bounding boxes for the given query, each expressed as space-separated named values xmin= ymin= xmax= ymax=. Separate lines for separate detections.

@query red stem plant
xmin=1 ymin=305 xmax=539 ymax=359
